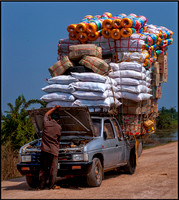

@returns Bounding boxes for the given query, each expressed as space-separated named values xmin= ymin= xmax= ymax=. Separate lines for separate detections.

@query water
xmin=143 ymin=130 xmax=178 ymax=148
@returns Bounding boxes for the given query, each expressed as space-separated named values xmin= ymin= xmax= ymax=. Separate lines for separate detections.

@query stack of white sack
xmin=41 ymin=75 xmax=78 ymax=108
xmin=70 ymin=72 xmax=122 ymax=108
xmin=109 ymin=62 xmax=152 ymax=102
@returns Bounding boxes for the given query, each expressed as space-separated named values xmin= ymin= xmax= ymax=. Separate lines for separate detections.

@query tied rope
xmin=107 ymin=68 xmax=118 ymax=117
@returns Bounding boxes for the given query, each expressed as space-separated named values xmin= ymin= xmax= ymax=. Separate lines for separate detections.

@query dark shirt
xmin=41 ymin=115 xmax=62 ymax=156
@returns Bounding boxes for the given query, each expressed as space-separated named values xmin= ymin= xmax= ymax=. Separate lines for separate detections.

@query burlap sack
xmin=79 ymin=55 xmax=109 ymax=75
xmin=69 ymin=44 xmax=102 ymax=60
xmin=48 ymin=56 xmax=74 ymax=77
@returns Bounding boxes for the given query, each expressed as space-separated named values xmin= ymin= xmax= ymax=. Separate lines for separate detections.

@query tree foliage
xmin=156 ymin=106 xmax=178 ymax=129
xmin=1 ymin=95 xmax=47 ymax=150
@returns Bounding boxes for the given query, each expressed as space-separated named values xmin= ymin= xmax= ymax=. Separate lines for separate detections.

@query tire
xmin=123 ymin=149 xmax=136 ymax=174
xmin=26 ymin=175 xmax=39 ymax=188
xmin=86 ymin=158 xmax=103 ymax=187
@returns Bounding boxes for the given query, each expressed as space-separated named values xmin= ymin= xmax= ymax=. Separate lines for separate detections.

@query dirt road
xmin=1 ymin=142 xmax=178 ymax=199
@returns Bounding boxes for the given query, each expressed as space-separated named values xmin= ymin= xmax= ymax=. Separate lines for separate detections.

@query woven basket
xmin=48 ymin=56 xmax=74 ymax=77
xmin=69 ymin=44 xmax=102 ymax=60
xmin=79 ymin=55 xmax=109 ymax=75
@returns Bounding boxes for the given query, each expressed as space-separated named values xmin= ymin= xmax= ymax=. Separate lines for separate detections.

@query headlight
xmin=84 ymin=153 xmax=89 ymax=162
xmin=21 ymin=155 xmax=31 ymax=162
xmin=72 ymin=154 xmax=84 ymax=161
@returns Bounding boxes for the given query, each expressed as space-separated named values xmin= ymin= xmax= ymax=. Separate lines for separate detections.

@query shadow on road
xmin=58 ymin=170 xmax=123 ymax=190
xmin=104 ymin=169 xmax=123 ymax=180
xmin=1 ymin=182 xmax=29 ymax=191
xmin=2 ymin=170 xmax=124 ymax=191
xmin=4 ymin=176 xmax=25 ymax=183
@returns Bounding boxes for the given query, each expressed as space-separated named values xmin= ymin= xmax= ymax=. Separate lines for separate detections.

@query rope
xmin=133 ymin=135 xmax=139 ymax=166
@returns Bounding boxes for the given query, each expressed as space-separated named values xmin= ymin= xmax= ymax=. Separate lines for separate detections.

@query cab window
xmin=104 ymin=119 xmax=115 ymax=139
xmin=112 ymin=119 xmax=123 ymax=140
xmin=92 ymin=118 xmax=101 ymax=137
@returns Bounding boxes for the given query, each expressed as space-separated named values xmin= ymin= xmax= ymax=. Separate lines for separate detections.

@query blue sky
xmin=1 ymin=2 xmax=178 ymax=113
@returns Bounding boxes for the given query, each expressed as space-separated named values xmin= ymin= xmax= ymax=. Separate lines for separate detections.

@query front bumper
xmin=17 ymin=161 xmax=93 ymax=176
xmin=57 ymin=161 xmax=93 ymax=176
xmin=17 ymin=163 xmax=40 ymax=176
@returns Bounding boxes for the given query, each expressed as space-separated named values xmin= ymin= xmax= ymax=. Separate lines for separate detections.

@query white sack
xmin=72 ymin=90 xmax=122 ymax=100
xmin=146 ymin=82 xmax=151 ymax=87
xmin=105 ymin=76 xmax=117 ymax=86
xmin=46 ymin=101 xmax=73 ymax=108
xmin=145 ymin=24 xmax=163 ymax=35
xmin=118 ymin=85 xmax=151 ymax=94
xmin=40 ymin=92 xmax=75 ymax=102
xmin=108 ymin=70 xmax=146 ymax=80
xmin=72 ymin=97 xmax=122 ymax=107
xmin=114 ymin=78 xmax=147 ymax=86
xmin=121 ymin=92 xmax=152 ymax=102
xmin=117 ymin=50 xmax=149 ymax=63
xmin=129 ymin=34 xmax=148 ymax=41
xmin=110 ymin=62 xmax=145 ymax=72
xmin=116 ymin=38 xmax=146 ymax=52
xmin=42 ymin=84 xmax=75 ymax=93
xmin=104 ymin=90 xmax=122 ymax=99
xmin=71 ymin=72 xmax=107 ymax=83
xmin=146 ymin=70 xmax=152 ymax=78
xmin=70 ymin=82 xmax=110 ymax=92
xmin=72 ymin=91 xmax=107 ymax=100
xmin=146 ymin=77 xmax=152 ymax=83
xmin=47 ymin=75 xmax=78 ymax=85
xmin=104 ymin=85 xmax=119 ymax=92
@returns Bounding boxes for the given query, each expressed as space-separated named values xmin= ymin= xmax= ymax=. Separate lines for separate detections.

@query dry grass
xmin=1 ymin=142 xmax=21 ymax=181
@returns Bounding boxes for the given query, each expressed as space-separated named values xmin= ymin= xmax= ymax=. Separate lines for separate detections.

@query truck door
xmin=102 ymin=119 xmax=119 ymax=168
xmin=112 ymin=119 xmax=126 ymax=164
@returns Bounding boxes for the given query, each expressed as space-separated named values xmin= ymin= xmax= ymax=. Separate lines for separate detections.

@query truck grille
xmin=31 ymin=154 xmax=41 ymax=163
xmin=58 ymin=153 xmax=72 ymax=161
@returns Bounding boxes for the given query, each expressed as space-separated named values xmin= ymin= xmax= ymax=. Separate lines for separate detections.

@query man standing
xmin=39 ymin=105 xmax=61 ymax=190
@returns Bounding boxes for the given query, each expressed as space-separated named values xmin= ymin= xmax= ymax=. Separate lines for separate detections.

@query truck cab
xmin=17 ymin=107 xmax=142 ymax=187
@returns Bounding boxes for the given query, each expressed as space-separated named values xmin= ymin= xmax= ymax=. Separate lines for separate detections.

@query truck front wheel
xmin=86 ymin=158 xmax=103 ymax=187
xmin=26 ymin=174 xmax=39 ymax=188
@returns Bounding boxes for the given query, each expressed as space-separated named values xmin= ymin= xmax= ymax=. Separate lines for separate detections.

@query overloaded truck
xmin=17 ymin=11 xmax=173 ymax=187
xmin=17 ymin=107 xmax=142 ymax=187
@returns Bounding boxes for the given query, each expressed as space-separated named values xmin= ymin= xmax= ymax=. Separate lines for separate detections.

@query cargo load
xmin=40 ymin=11 xmax=173 ymax=138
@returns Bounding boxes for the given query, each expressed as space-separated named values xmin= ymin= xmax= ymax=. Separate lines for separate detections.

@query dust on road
xmin=1 ymin=142 xmax=178 ymax=199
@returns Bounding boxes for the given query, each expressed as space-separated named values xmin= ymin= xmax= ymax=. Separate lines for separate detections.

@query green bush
xmin=156 ymin=106 xmax=178 ymax=130
xmin=1 ymin=95 xmax=46 ymax=180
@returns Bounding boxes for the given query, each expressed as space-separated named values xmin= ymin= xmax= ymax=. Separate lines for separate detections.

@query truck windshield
xmin=92 ymin=118 xmax=101 ymax=137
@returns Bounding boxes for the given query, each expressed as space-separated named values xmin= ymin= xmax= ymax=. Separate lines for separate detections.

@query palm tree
xmin=1 ymin=95 xmax=47 ymax=150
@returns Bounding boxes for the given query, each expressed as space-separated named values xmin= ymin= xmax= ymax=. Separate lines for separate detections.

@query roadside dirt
xmin=1 ymin=142 xmax=178 ymax=199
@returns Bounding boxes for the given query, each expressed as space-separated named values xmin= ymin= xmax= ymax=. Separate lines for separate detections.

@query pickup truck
xmin=17 ymin=107 xmax=142 ymax=188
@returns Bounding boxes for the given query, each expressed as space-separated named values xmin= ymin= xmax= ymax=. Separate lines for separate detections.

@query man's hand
xmin=55 ymin=105 xmax=60 ymax=109
xmin=45 ymin=105 xmax=61 ymax=116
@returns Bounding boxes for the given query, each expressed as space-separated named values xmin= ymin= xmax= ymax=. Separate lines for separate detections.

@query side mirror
xmin=103 ymin=131 xmax=107 ymax=140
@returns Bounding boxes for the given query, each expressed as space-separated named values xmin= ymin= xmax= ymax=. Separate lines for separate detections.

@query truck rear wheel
xmin=86 ymin=158 xmax=103 ymax=187
xmin=123 ymin=149 xmax=136 ymax=174
xmin=26 ymin=174 xmax=39 ymax=188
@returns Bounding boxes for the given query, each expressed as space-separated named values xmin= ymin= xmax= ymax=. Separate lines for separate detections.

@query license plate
xmin=58 ymin=163 xmax=60 ymax=169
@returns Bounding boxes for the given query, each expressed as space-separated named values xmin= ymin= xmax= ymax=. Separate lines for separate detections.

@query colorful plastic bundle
xmin=67 ymin=12 xmax=150 ymax=42
xmin=62 ymin=12 xmax=174 ymax=70
xmin=86 ymin=19 xmax=104 ymax=33
xmin=88 ymin=30 xmax=101 ymax=41
xmin=76 ymin=19 xmax=89 ymax=33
